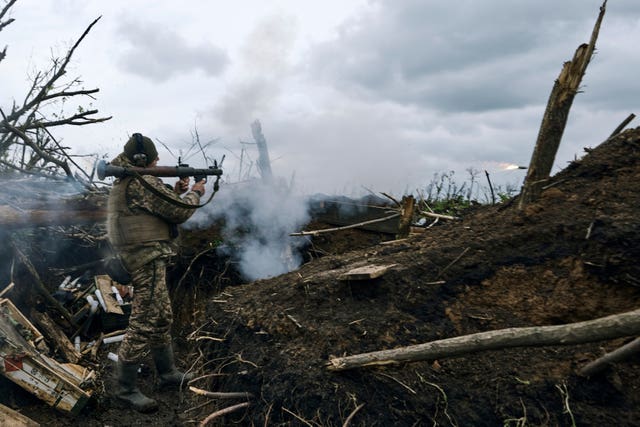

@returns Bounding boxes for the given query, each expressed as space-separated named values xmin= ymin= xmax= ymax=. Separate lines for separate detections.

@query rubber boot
xmin=151 ymin=345 xmax=194 ymax=388
xmin=115 ymin=360 xmax=158 ymax=413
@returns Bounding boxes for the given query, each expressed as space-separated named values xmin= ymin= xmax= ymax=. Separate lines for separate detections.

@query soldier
xmin=106 ymin=133 xmax=206 ymax=412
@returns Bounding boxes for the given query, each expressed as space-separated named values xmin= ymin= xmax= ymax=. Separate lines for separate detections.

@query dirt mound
xmin=193 ymin=128 xmax=640 ymax=426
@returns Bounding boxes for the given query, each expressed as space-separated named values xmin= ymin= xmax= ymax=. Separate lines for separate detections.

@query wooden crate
xmin=0 ymin=299 xmax=93 ymax=415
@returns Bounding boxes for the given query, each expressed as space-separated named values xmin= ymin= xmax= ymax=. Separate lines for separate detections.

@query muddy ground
xmin=2 ymin=127 xmax=640 ymax=426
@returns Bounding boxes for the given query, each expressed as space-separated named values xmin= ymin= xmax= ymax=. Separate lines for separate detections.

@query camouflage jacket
xmin=107 ymin=153 xmax=201 ymax=271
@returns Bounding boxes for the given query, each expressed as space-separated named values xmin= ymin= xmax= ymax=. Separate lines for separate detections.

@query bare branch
xmin=40 ymin=126 xmax=97 ymax=187
xmin=0 ymin=0 xmax=17 ymax=32
xmin=0 ymin=159 xmax=67 ymax=180
xmin=199 ymin=402 xmax=250 ymax=426
xmin=0 ymin=108 xmax=73 ymax=177
xmin=0 ymin=14 xmax=111 ymax=180
xmin=40 ymin=87 xmax=100 ymax=102
xmin=4 ymin=16 xmax=106 ymax=124
xmin=27 ymin=109 xmax=112 ymax=128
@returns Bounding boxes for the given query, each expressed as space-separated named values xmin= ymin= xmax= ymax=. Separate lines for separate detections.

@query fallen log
xmin=327 ymin=307 xmax=640 ymax=371
xmin=0 ymin=206 xmax=106 ymax=229
xmin=579 ymin=336 xmax=640 ymax=377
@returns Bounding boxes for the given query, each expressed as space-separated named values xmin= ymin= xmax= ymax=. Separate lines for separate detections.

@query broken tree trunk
xmin=327 ymin=307 xmax=640 ymax=371
xmin=250 ymin=119 xmax=273 ymax=182
xmin=518 ymin=1 xmax=606 ymax=209
xmin=579 ymin=336 xmax=640 ymax=377
xmin=396 ymin=196 xmax=415 ymax=239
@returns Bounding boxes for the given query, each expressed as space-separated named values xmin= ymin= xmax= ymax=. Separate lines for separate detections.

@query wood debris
xmin=0 ymin=266 xmax=132 ymax=417
xmin=0 ymin=298 xmax=94 ymax=414
xmin=338 ymin=264 xmax=397 ymax=281
xmin=0 ymin=402 xmax=40 ymax=427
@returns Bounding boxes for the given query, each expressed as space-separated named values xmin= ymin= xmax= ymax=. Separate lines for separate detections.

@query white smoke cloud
xmin=188 ymin=177 xmax=310 ymax=281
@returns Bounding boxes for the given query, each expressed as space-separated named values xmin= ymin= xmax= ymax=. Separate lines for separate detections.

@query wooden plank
xmin=338 ymin=264 xmax=397 ymax=281
xmin=95 ymin=275 xmax=124 ymax=315
xmin=0 ymin=402 xmax=40 ymax=427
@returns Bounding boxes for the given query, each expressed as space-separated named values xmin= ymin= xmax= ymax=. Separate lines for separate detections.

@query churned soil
xmin=189 ymin=127 xmax=640 ymax=426
xmin=5 ymin=126 xmax=640 ymax=426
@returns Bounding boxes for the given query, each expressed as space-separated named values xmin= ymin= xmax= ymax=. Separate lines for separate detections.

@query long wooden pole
xmin=327 ymin=307 xmax=640 ymax=371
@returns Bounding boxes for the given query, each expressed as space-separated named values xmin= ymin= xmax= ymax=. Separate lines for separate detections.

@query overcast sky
xmin=2 ymin=0 xmax=638 ymax=196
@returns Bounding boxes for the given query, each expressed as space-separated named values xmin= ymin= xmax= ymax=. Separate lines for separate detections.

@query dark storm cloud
xmin=116 ymin=18 xmax=229 ymax=82
xmin=309 ymin=0 xmax=639 ymax=112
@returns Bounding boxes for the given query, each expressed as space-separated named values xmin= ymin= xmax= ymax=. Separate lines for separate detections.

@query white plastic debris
xmin=94 ymin=289 xmax=108 ymax=312
xmin=111 ymin=286 xmax=124 ymax=305
xmin=86 ymin=295 xmax=99 ymax=313
xmin=107 ymin=352 xmax=140 ymax=372
xmin=58 ymin=276 xmax=72 ymax=290
xmin=103 ymin=334 xmax=125 ymax=344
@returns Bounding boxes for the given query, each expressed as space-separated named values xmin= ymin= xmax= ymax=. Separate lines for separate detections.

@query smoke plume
xmin=188 ymin=178 xmax=310 ymax=281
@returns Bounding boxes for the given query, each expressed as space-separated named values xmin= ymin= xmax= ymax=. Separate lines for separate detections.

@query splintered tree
xmin=251 ymin=119 xmax=273 ymax=182
xmin=518 ymin=1 xmax=606 ymax=209
xmin=0 ymin=1 xmax=110 ymax=185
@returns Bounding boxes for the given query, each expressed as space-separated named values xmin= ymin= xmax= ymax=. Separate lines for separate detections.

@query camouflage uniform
xmin=106 ymin=153 xmax=200 ymax=364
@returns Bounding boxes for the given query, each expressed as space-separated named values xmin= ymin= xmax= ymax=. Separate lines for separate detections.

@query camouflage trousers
xmin=118 ymin=257 xmax=174 ymax=364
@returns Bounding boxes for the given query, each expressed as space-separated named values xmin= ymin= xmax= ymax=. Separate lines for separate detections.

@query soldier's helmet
xmin=124 ymin=133 xmax=158 ymax=167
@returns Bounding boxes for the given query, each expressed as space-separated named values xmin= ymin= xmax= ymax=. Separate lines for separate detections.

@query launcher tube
xmin=97 ymin=160 xmax=223 ymax=180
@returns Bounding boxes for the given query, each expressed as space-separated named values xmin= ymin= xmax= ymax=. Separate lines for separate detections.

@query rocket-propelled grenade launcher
xmin=97 ymin=160 xmax=223 ymax=182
